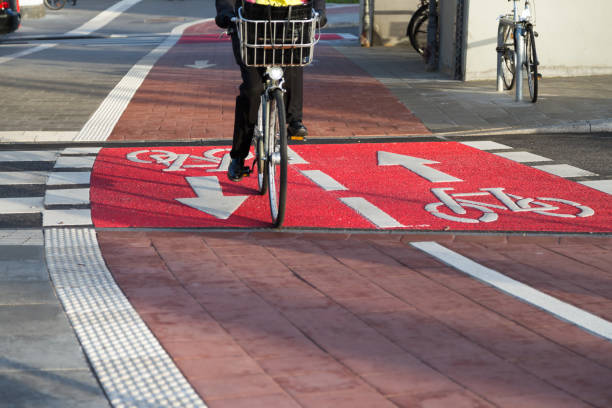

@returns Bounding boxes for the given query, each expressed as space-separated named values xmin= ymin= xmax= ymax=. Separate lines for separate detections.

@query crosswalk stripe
xmin=533 ymin=164 xmax=598 ymax=178
xmin=54 ymin=156 xmax=97 ymax=169
xmin=0 ymin=151 xmax=58 ymax=162
xmin=43 ymin=209 xmax=93 ymax=227
xmin=0 ymin=197 xmax=44 ymax=214
xmin=47 ymin=172 xmax=91 ymax=186
xmin=0 ymin=171 xmax=48 ymax=185
xmin=45 ymin=189 xmax=90 ymax=206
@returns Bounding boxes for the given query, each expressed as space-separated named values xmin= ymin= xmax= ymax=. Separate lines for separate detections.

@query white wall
xmin=464 ymin=0 xmax=612 ymax=80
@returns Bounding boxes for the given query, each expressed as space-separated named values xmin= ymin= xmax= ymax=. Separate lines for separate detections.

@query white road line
xmin=0 ymin=0 xmax=143 ymax=65
xmin=0 ymin=171 xmax=48 ymax=185
xmin=43 ymin=209 xmax=93 ymax=227
xmin=287 ymin=147 xmax=309 ymax=164
xmin=0 ymin=197 xmax=44 ymax=214
xmin=0 ymin=131 xmax=78 ymax=142
xmin=0 ymin=151 xmax=58 ymax=162
xmin=579 ymin=179 xmax=612 ymax=195
xmin=340 ymin=197 xmax=404 ymax=228
xmin=67 ymin=0 xmax=143 ymax=36
xmin=461 ymin=141 xmax=513 ymax=150
xmin=411 ymin=241 xmax=612 ymax=341
xmin=300 ymin=170 xmax=347 ymax=191
xmin=75 ymin=18 xmax=211 ymax=141
xmin=533 ymin=164 xmax=598 ymax=178
xmin=0 ymin=44 xmax=57 ymax=65
xmin=494 ymin=151 xmax=553 ymax=163
xmin=47 ymin=172 xmax=91 ymax=186
xmin=45 ymin=189 xmax=90 ymax=206
xmin=54 ymin=156 xmax=97 ymax=169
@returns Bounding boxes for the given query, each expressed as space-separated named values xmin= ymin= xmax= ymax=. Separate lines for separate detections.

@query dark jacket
xmin=215 ymin=0 xmax=326 ymax=28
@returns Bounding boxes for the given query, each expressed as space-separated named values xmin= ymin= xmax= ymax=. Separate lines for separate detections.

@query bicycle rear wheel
xmin=266 ymin=89 xmax=288 ymax=228
xmin=525 ymin=24 xmax=538 ymax=103
xmin=407 ymin=3 xmax=428 ymax=54
xmin=44 ymin=0 xmax=66 ymax=10
xmin=410 ymin=10 xmax=429 ymax=55
xmin=499 ymin=23 xmax=516 ymax=90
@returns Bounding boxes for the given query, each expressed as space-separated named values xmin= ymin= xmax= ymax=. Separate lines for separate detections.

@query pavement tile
xmin=257 ymin=352 xmax=341 ymax=378
xmin=176 ymin=355 xmax=265 ymax=380
xmin=160 ymin=338 xmax=247 ymax=360
xmin=205 ymin=393 xmax=301 ymax=408
xmin=292 ymin=386 xmax=397 ymax=408
xmin=190 ymin=374 xmax=285 ymax=401
xmin=275 ymin=368 xmax=366 ymax=395
xmin=121 ymin=285 xmax=203 ymax=315
xmin=390 ymin=389 xmax=495 ymax=408
xmin=0 ymin=369 xmax=109 ymax=408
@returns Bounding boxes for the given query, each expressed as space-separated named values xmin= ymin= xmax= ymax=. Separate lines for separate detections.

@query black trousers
xmin=230 ymin=33 xmax=303 ymax=160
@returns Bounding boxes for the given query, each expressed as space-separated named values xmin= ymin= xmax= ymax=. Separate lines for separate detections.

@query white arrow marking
xmin=377 ymin=151 xmax=462 ymax=183
xmin=185 ymin=60 xmax=216 ymax=69
xmin=176 ymin=176 xmax=247 ymax=219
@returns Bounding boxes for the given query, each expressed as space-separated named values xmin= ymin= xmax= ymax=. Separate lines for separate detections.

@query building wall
xmin=464 ymin=0 xmax=612 ymax=80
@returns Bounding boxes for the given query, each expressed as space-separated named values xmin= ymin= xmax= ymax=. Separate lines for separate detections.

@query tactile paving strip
xmin=45 ymin=228 xmax=206 ymax=408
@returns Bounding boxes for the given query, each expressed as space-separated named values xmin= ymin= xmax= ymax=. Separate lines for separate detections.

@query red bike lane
xmin=106 ymin=20 xmax=429 ymax=142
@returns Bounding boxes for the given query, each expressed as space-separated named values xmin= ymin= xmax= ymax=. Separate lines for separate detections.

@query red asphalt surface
xmin=93 ymin=18 xmax=612 ymax=408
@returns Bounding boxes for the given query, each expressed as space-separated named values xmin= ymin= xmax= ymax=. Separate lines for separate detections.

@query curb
xmin=435 ymin=119 xmax=612 ymax=137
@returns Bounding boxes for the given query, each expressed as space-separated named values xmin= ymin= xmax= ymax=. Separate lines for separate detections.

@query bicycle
xmin=43 ymin=0 xmax=76 ymax=11
xmin=232 ymin=4 xmax=320 ymax=227
xmin=425 ymin=187 xmax=594 ymax=224
xmin=496 ymin=0 xmax=539 ymax=102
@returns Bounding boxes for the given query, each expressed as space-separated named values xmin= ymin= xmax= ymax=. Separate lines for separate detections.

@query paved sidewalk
xmin=96 ymin=230 xmax=612 ymax=408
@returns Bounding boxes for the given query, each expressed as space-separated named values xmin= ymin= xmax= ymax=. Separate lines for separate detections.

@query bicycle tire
xmin=255 ymin=96 xmax=267 ymax=195
xmin=44 ymin=0 xmax=66 ymax=10
xmin=407 ymin=3 xmax=428 ymax=44
xmin=410 ymin=12 xmax=429 ymax=55
xmin=266 ymin=88 xmax=288 ymax=228
xmin=525 ymin=24 xmax=538 ymax=103
xmin=499 ymin=22 xmax=516 ymax=90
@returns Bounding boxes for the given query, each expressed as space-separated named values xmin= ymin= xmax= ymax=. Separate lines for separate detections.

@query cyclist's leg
xmin=228 ymin=65 xmax=264 ymax=180
xmin=284 ymin=67 xmax=307 ymax=138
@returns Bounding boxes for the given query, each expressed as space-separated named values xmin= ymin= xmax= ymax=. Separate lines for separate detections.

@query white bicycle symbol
xmin=426 ymin=187 xmax=595 ymax=223
xmin=126 ymin=148 xmax=251 ymax=172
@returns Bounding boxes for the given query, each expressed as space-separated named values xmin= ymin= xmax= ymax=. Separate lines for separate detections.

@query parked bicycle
xmin=232 ymin=5 xmax=320 ymax=227
xmin=44 ymin=0 xmax=76 ymax=11
xmin=406 ymin=0 xmax=430 ymax=55
xmin=496 ymin=0 xmax=540 ymax=102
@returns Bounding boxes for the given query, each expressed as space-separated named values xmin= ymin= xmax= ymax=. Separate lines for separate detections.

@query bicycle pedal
xmin=290 ymin=135 xmax=307 ymax=141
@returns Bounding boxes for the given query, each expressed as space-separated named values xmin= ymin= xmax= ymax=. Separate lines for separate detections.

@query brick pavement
xmin=107 ymin=20 xmax=429 ymax=141
xmin=98 ymin=231 xmax=612 ymax=408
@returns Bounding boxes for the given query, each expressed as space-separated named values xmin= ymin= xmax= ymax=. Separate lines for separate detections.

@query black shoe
xmin=288 ymin=121 xmax=308 ymax=138
xmin=227 ymin=158 xmax=247 ymax=182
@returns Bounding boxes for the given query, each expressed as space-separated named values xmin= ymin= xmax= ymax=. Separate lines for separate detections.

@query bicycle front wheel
xmin=266 ymin=89 xmax=288 ymax=228
xmin=44 ymin=0 xmax=66 ymax=10
xmin=499 ymin=23 xmax=516 ymax=90
xmin=255 ymin=96 xmax=267 ymax=195
xmin=525 ymin=24 xmax=539 ymax=103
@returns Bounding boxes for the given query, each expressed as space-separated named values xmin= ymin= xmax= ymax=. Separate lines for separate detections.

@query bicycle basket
xmin=236 ymin=3 xmax=319 ymax=67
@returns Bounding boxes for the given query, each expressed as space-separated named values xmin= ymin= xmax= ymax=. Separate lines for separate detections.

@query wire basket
xmin=235 ymin=4 xmax=319 ymax=67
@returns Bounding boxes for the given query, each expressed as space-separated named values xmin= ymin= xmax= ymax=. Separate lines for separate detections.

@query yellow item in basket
xmin=247 ymin=0 xmax=308 ymax=6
